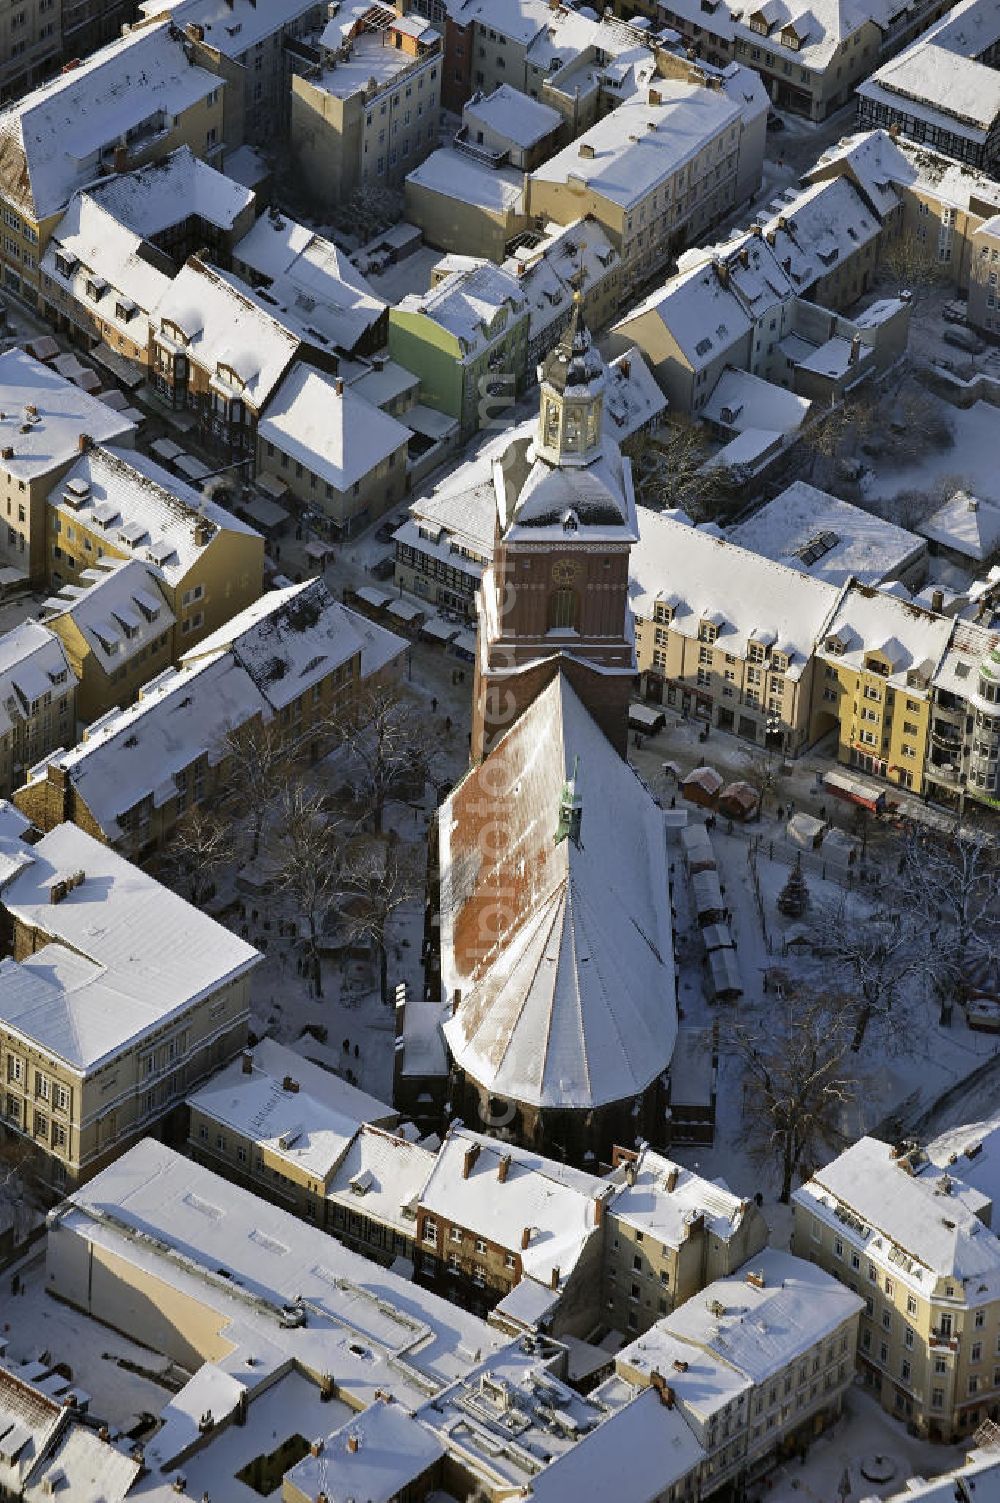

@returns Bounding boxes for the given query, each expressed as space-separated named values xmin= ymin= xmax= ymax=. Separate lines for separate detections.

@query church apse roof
xmin=439 ymin=674 xmax=676 ymax=1112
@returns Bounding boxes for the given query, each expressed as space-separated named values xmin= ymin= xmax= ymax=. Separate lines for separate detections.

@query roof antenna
xmin=555 ymin=755 xmax=583 ymax=848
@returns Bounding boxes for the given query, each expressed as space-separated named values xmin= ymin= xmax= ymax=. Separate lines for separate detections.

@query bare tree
xmin=740 ymin=742 xmax=786 ymax=820
xmin=157 ymin=804 xmax=230 ymax=907
xmin=898 ymin=822 xmax=1000 ymax=1020
xmin=879 ymin=230 xmax=951 ymax=298
xmin=630 ymin=421 xmax=739 ymax=521
xmin=274 ymin=782 xmax=344 ymax=998
xmin=222 ymin=715 xmax=294 ymax=861
xmin=339 ymin=835 xmax=422 ymax=1006
xmin=810 ymin=900 xmax=925 ymax=1052
xmin=800 ymin=395 xmax=875 ymax=485
xmin=733 ymin=995 xmax=857 ymax=1202
xmin=332 ymin=685 xmax=433 ymax=836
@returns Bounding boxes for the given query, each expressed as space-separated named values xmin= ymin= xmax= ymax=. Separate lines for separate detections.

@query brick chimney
xmin=335 ymin=376 xmax=344 ymax=396
xmin=462 ymin=1142 xmax=480 ymax=1178
xmin=550 ymin=1266 xmax=560 ymax=1290
xmin=521 ymin=1225 xmax=532 ymax=1250
xmin=78 ymin=432 xmax=92 ymax=452
xmin=665 ymin=1166 xmax=679 ymax=1192
xmin=346 ymin=1434 xmax=359 ymax=1454
xmin=497 ymin=1153 xmax=511 ymax=1183
xmin=241 ymin=1051 xmax=253 ymax=1074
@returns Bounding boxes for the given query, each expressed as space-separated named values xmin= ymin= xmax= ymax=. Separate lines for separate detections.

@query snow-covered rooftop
xmin=0 ymin=622 xmax=75 ymax=740
xmin=395 ymin=262 xmax=527 ymax=356
xmin=53 ymin=1138 xmax=510 ymax=1409
xmin=730 ymin=483 xmax=925 ymax=587
xmin=799 ymin=1137 xmax=1000 ymax=1290
xmin=703 ymin=367 xmax=810 ymax=436
xmin=604 ymin=347 xmax=667 ymax=441
xmin=188 ymin=1037 xmax=397 ymax=1183
xmin=630 ymin=508 xmax=841 ymax=681
xmin=817 ymin=582 xmax=957 ymax=693
xmin=140 ymin=0 xmax=320 ymax=56
xmin=407 ymin=146 xmax=525 ymax=213
xmin=85 ymin=144 xmax=253 ymax=238
xmin=234 ymin=212 xmax=385 ymax=355
xmin=420 ymin=1126 xmax=607 ymax=1287
xmin=658 ymin=1250 xmax=864 ymax=1386
xmin=440 ymin=673 xmax=676 ymax=1112
xmin=27 ymin=652 xmax=269 ymax=843
xmin=0 ymin=349 xmax=135 ymax=482
xmin=46 ymin=445 xmax=260 ymax=589
xmin=284 ymin=1399 xmax=444 ymax=1503
xmin=182 ymin=578 xmax=406 ymax=708
xmin=608 ymin=1145 xmax=756 ymax=1251
xmin=463 ymin=83 xmax=562 ymax=150
xmin=154 ymin=257 xmax=301 ymax=409
xmin=0 ymin=822 xmax=260 ymax=1070
xmin=313 ymin=13 xmax=440 ymax=101
xmin=530 ymin=82 xmax=741 ymax=211
xmin=918 ymin=489 xmax=1000 ymax=562
xmin=861 ymin=39 xmax=1000 ymax=139
xmin=326 ymin=1124 xmax=436 ymax=1236
xmin=39 ymin=558 xmax=174 ymax=675
xmin=0 ymin=20 xmax=224 ymax=220
xmin=258 ymin=363 xmax=410 ymax=495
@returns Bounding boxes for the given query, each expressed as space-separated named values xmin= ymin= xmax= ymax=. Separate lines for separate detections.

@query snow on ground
xmin=2 ymin=1256 xmax=179 ymax=1433
xmin=862 ymin=400 xmax=1000 ymax=508
xmin=767 ymin=1385 xmax=967 ymax=1503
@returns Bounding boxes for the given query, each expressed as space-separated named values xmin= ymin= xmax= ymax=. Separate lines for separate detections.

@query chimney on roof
xmin=550 ymin=1265 xmax=560 ymax=1290
xmin=749 ymin=223 xmax=762 ymax=238
xmin=746 ymin=1269 xmax=766 ymax=1289
xmin=241 ymin=1051 xmax=253 ymax=1075
xmin=335 ymin=376 xmax=344 ymax=396
xmin=1 ymin=447 xmax=12 ymax=460
xmin=593 ymin=1193 xmax=605 ymax=1226
xmin=649 ymin=1371 xmax=675 ymax=1409
xmin=452 ymin=987 xmax=462 ymax=1016
xmin=931 ymin=589 xmax=944 ymax=612
xmin=113 ymin=146 xmax=129 ymax=174
xmin=521 ymin=1225 xmax=532 ymax=1250
xmin=25 ymin=404 xmax=36 ymax=417
xmin=969 ymin=496 xmax=980 ymax=512
xmin=309 ymin=1440 xmax=324 ymax=1458
xmin=462 ymin=1143 xmax=480 ymax=1178
xmin=849 ymin=334 xmax=862 ymax=365
xmin=578 ymin=142 xmax=595 ymax=159
xmin=648 ymin=87 xmax=661 ymax=105
xmin=98 ymin=1424 xmax=111 ymax=1443
xmin=194 ymin=517 xmax=211 ymax=547
xmin=498 ymin=1153 xmax=511 ymax=1183
xmin=346 ymin=1434 xmax=360 ymax=1455
xmin=620 ymin=357 xmax=630 ymax=379
xmin=282 ymin=1075 xmax=299 ymax=1094
xmin=78 ymin=433 xmax=92 ymax=453
xmin=673 ymin=1358 xmax=689 ymax=1373
xmin=665 ymin=1166 xmax=679 ymax=1192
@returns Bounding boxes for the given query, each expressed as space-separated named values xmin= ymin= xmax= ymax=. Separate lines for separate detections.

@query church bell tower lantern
xmin=536 ymin=295 xmax=605 ymax=469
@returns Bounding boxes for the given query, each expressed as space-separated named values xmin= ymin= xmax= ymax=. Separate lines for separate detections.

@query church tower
xmin=471 ymin=301 xmax=638 ymax=762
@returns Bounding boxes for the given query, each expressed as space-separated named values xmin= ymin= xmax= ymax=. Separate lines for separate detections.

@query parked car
xmin=942 ymin=299 xmax=968 ymax=324
xmin=943 ymin=325 xmax=985 ymax=354
xmin=766 ymin=110 xmax=785 ymax=131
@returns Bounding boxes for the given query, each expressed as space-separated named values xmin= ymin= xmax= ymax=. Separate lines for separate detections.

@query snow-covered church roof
xmin=440 ymin=673 xmax=675 ymax=1112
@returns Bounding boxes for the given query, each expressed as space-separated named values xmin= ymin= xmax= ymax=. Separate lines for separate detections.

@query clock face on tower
xmin=551 ymin=559 xmax=581 ymax=586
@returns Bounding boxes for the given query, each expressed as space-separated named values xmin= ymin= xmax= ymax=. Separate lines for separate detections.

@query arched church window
xmin=548 ymin=586 xmax=579 ymax=631
xmin=544 ymin=400 xmax=560 ymax=446
xmin=564 ymin=406 xmax=582 ymax=450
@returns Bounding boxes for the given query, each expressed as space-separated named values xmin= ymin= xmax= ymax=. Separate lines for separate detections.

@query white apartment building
xmin=794 ymin=1136 xmax=1000 ymax=1441
xmin=617 ymin=1249 xmax=864 ymax=1493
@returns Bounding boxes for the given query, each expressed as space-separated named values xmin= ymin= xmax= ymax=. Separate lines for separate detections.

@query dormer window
xmin=781 ymin=27 xmax=800 ymax=49
xmin=825 ymin=635 xmax=845 ymax=656
xmin=160 ymin=318 xmax=192 ymax=348
xmin=216 ymin=362 xmax=246 ymax=391
xmin=864 ymin=655 xmax=889 ymax=677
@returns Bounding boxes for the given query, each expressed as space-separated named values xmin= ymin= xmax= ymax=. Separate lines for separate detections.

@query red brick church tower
xmin=471 ymin=303 xmax=638 ymax=762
